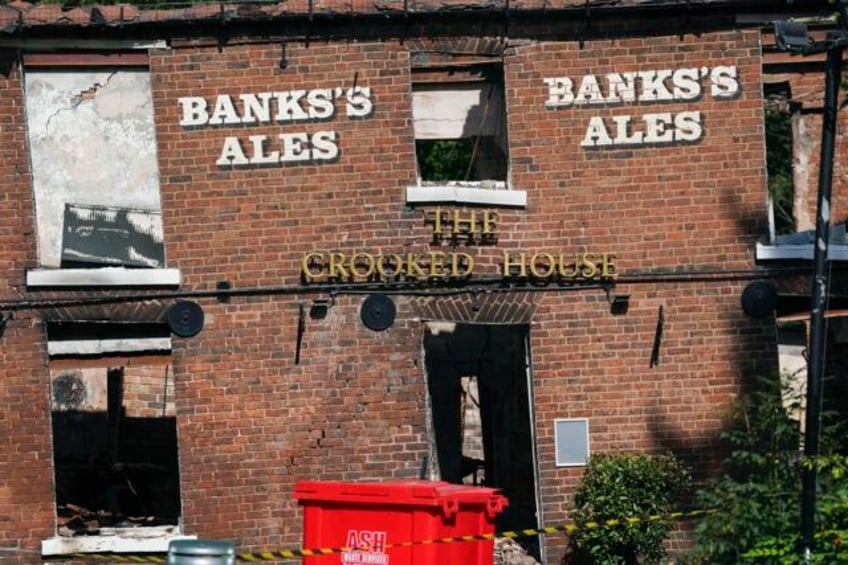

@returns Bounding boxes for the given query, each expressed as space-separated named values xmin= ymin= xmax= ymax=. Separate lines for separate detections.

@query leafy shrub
xmin=564 ymin=453 xmax=691 ymax=564
xmin=690 ymin=375 xmax=848 ymax=564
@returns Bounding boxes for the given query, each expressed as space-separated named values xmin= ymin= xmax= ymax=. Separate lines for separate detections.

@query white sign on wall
xmin=177 ymin=86 xmax=374 ymax=167
xmin=543 ymin=65 xmax=740 ymax=148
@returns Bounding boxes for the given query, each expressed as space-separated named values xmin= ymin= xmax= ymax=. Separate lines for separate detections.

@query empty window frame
xmin=48 ymin=327 xmax=180 ymax=536
xmin=411 ymin=54 xmax=509 ymax=186
xmin=764 ymin=81 xmax=797 ymax=242
xmin=23 ymin=54 xmax=165 ymax=269
xmin=42 ymin=316 xmax=183 ymax=555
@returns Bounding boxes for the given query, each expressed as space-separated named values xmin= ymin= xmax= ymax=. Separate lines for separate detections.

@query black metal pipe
xmin=800 ymin=38 xmax=842 ymax=561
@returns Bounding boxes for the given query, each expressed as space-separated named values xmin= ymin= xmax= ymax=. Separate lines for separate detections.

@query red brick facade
xmin=0 ymin=8 xmax=837 ymax=564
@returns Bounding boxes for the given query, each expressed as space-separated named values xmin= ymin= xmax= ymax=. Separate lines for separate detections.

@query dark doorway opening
xmin=424 ymin=323 xmax=540 ymax=561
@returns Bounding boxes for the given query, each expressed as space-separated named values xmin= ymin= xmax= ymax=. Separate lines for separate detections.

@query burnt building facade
xmin=0 ymin=0 xmax=844 ymax=563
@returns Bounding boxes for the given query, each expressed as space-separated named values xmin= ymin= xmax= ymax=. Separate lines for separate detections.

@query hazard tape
xmin=67 ymin=509 xmax=716 ymax=563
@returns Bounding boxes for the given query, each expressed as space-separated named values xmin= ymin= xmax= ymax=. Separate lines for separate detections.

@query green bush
xmin=690 ymin=375 xmax=848 ymax=564
xmin=564 ymin=453 xmax=691 ymax=564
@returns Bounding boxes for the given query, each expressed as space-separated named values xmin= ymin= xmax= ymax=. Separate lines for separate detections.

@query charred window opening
xmin=764 ymin=81 xmax=796 ymax=239
xmin=49 ymin=322 xmax=179 ymax=535
xmin=412 ymin=55 xmax=509 ymax=185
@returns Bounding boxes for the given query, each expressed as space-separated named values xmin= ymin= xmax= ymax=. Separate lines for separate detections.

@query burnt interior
xmin=425 ymin=323 xmax=540 ymax=560
xmin=51 ymin=366 xmax=180 ymax=535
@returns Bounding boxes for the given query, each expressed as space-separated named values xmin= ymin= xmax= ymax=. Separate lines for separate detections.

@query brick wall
xmin=505 ymin=33 xmax=776 ymax=547
xmin=145 ymin=30 xmax=778 ymax=563
xmin=0 ymin=58 xmax=55 ymax=561
xmin=0 ymin=28 xmax=782 ymax=563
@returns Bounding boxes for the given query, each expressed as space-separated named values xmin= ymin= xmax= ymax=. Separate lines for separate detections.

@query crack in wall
xmin=44 ymin=71 xmax=118 ymax=137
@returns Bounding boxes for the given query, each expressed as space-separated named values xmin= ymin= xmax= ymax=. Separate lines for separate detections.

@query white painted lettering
xmin=209 ymin=95 xmax=241 ymax=125
xmin=280 ymin=132 xmax=310 ymax=162
xmin=710 ymin=65 xmax=739 ymax=98
xmin=248 ymin=134 xmax=280 ymax=164
xmin=307 ymin=89 xmax=336 ymax=120
xmin=580 ymin=116 xmax=613 ymax=147
xmin=346 ymin=87 xmax=374 ymax=118
xmin=612 ymin=115 xmax=643 ymax=145
xmin=575 ymin=74 xmax=605 ymax=105
xmin=643 ymin=112 xmax=674 ymax=143
xmin=606 ymin=72 xmax=637 ymax=104
xmin=311 ymin=130 xmax=339 ymax=160
xmin=216 ymin=136 xmax=250 ymax=166
xmin=638 ymin=70 xmax=674 ymax=102
xmin=274 ymin=90 xmax=309 ymax=121
xmin=671 ymin=68 xmax=701 ymax=100
xmin=178 ymin=96 xmax=209 ymax=127
xmin=673 ymin=110 xmax=702 ymax=141
xmin=239 ymin=92 xmax=274 ymax=124
xmin=543 ymin=77 xmax=574 ymax=107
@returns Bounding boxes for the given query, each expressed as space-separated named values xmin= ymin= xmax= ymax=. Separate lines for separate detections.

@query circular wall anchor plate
xmin=166 ymin=301 xmax=205 ymax=337
xmin=741 ymin=280 xmax=777 ymax=319
xmin=360 ymin=294 xmax=396 ymax=331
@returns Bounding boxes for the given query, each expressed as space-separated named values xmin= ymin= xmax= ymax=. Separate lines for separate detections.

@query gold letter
xmin=328 ymin=252 xmax=349 ymax=279
xmin=530 ymin=253 xmax=555 ymax=278
xmin=428 ymin=251 xmax=447 ymax=278
xmin=349 ymin=252 xmax=376 ymax=279
xmin=557 ymin=254 xmax=578 ymax=278
xmin=431 ymin=209 xmax=446 ymax=235
xmin=601 ymin=253 xmax=618 ymax=278
xmin=377 ymin=253 xmax=403 ymax=279
xmin=451 ymin=253 xmax=474 ymax=277
xmin=301 ymin=253 xmax=325 ymax=281
xmin=482 ymin=210 xmax=499 ymax=234
xmin=451 ymin=210 xmax=478 ymax=235
xmin=503 ymin=252 xmax=528 ymax=277
xmin=405 ymin=253 xmax=426 ymax=278
xmin=580 ymin=253 xmax=598 ymax=279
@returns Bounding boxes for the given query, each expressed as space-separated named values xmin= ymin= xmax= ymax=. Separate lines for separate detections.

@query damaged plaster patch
xmin=25 ymin=69 xmax=162 ymax=268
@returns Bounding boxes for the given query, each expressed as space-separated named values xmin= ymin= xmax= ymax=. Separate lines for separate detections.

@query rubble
xmin=494 ymin=537 xmax=540 ymax=565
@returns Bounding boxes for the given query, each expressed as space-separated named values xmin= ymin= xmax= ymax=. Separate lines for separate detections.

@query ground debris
xmin=57 ymin=504 xmax=156 ymax=536
xmin=494 ymin=537 xmax=540 ymax=565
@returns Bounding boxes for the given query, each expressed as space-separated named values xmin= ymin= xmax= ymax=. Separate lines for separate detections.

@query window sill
xmin=406 ymin=185 xmax=527 ymax=208
xmin=756 ymin=243 xmax=848 ymax=261
xmin=27 ymin=267 xmax=181 ymax=288
xmin=42 ymin=526 xmax=194 ymax=556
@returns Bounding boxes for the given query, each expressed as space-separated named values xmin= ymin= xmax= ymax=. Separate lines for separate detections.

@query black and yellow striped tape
xmin=67 ymin=509 xmax=716 ymax=562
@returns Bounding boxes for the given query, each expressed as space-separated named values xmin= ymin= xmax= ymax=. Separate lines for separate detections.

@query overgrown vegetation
xmin=765 ymin=107 xmax=795 ymax=236
xmin=690 ymin=375 xmax=848 ymax=564
xmin=415 ymin=139 xmax=475 ymax=182
xmin=564 ymin=453 xmax=691 ymax=564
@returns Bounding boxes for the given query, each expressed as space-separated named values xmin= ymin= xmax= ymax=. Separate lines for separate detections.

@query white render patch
xmin=406 ymin=185 xmax=526 ymax=207
xmin=42 ymin=527 xmax=194 ymax=556
xmin=27 ymin=267 xmax=181 ymax=287
xmin=412 ymin=83 xmax=503 ymax=140
xmin=25 ymin=69 xmax=162 ymax=268
xmin=47 ymin=337 xmax=171 ymax=356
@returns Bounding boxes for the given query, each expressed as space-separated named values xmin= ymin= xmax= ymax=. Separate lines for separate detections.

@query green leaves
xmin=691 ymin=374 xmax=848 ymax=564
xmin=566 ymin=453 xmax=691 ymax=564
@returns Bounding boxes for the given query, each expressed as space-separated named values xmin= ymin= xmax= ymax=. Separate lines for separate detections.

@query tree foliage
xmin=691 ymin=375 xmax=848 ymax=564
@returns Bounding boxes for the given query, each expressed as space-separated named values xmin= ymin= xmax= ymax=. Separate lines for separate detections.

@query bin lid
xmin=293 ymin=479 xmax=505 ymax=507
xmin=168 ymin=539 xmax=236 ymax=556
